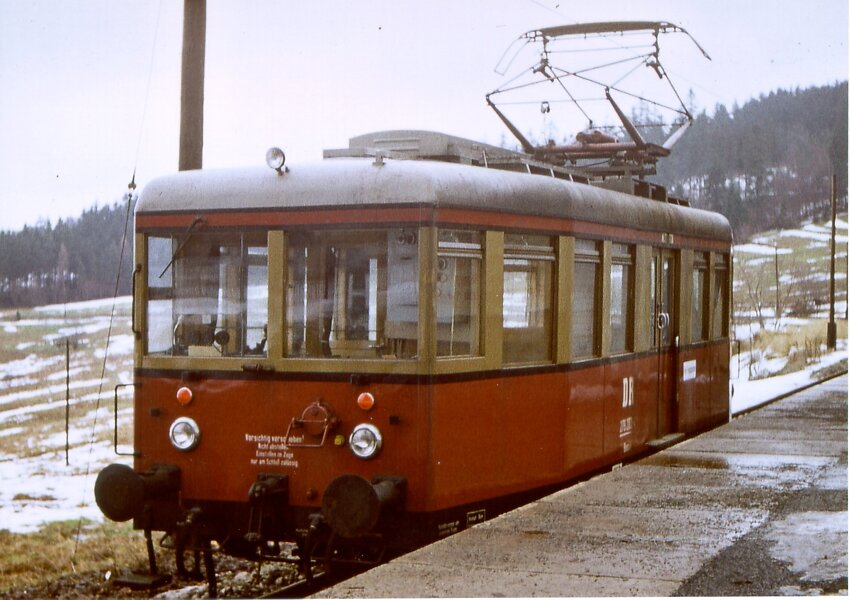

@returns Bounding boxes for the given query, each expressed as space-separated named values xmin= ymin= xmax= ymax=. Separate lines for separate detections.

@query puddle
xmin=644 ymin=452 xmax=832 ymax=491
xmin=767 ymin=511 xmax=848 ymax=582
xmin=644 ymin=453 xmax=729 ymax=470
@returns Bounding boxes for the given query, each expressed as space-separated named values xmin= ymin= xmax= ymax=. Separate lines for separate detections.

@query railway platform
xmin=319 ymin=374 xmax=848 ymax=597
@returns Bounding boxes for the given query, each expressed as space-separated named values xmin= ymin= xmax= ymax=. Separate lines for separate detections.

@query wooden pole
xmin=827 ymin=174 xmax=837 ymax=349
xmin=65 ymin=338 xmax=70 ymax=466
xmin=179 ymin=0 xmax=206 ymax=171
xmin=774 ymin=245 xmax=780 ymax=327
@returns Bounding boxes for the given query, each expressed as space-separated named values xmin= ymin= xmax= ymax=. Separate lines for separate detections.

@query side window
xmin=503 ymin=234 xmax=555 ymax=364
xmin=244 ymin=245 xmax=270 ymax=353
xmin=146 ymin=236 xmax=173 ymax=354
xmin=146 ymin=233 xmax=268 ymax=357
xmin=712 ymin=254 xmax=729 ymax=339
xmin=572 ymin=239 xmax=600 ymax=359
xmin=436 ymin=230 xmax=482 ymax=357
xmin=285 ymin=228 xmax=419 ymax=359
xmin=609 ymin=243 xmax=634 ymax=354
xmin=692 ymin=253 xmax=709 ymax=342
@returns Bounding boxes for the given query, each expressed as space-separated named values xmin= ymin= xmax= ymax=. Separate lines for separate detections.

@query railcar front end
xmin=94 ymin=131 xmax=733 ymax=585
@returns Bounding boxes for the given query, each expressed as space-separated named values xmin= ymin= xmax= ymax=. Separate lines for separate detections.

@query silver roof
xmin=137 ymin=156 xmax=732 ymax=242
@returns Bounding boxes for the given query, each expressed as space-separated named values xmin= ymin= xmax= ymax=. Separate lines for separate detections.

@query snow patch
xmin=736 ymin=243 xmax=793 ymax=255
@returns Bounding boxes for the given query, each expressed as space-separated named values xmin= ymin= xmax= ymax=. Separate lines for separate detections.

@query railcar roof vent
xmin=324 ymin=129 xmax=691 ymax=206
xmin=323 ymin=130 xmax=589 ymax=184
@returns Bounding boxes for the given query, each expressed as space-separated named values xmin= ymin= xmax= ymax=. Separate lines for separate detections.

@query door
xmin=650 ymin=249 xmax=678 ymax=438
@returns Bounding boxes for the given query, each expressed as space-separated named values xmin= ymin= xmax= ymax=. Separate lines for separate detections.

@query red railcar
xmin=95 ymin=130 xmax=732 ymax=584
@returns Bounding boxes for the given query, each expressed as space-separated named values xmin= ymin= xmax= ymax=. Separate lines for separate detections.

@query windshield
xmin=285 ymin=228 xmax=419 ymax=359
xmin=146 ymin=233 xmax=268 ymax=357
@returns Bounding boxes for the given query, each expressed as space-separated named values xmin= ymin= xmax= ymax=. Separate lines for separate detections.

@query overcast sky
xmin=0 ymin=0 xmax=847 ymax=231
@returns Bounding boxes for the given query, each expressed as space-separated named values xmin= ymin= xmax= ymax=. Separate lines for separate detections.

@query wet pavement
xmin=319 ymin=374 xmax=848 ymax=597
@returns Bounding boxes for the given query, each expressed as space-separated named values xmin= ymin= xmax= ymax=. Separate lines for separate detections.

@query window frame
xmin=142 ymin=231 xmax=269 ymax=360
xmin=435 ymin=228 xmax=484 ymax=360
xmin=609 ymin=242 xmax=634 ymax=355
xmin=571 ymin=238 xmax=602 ymax=360
xmin=711 ymin=252 xmax=730 ymax=340
xmin=691 ymin=252 xmax=709 ymax=343
xmin=502 ymin=233 xmax=556 ymax=365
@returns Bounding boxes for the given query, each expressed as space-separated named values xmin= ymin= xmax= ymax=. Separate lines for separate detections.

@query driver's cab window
xmin=145 ymin=233 xmax=268 ymax=357
xmin=284 ymin=228 xmax=419 ymax=359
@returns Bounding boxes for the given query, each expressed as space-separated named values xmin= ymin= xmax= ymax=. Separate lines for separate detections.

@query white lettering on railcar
xmin=437 ymin=520 xmax=460 ymax=537
xmin=621 ymin=376 xmax=635 ymax=453
xmin=466 ymin=509 xmax=486 ymax=527
xmin=621 ymin=376 xmax=634 ymax=408
xmin=245 ymin=432 xmax=300 ymax=468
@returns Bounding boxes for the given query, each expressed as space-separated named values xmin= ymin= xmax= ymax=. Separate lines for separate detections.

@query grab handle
xmin=131 ymin=264 xmax=142 ymax=339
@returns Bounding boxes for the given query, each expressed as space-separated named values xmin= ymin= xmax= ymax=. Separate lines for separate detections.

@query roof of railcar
xmin=136 ymin=156 xmax=732 ymax=242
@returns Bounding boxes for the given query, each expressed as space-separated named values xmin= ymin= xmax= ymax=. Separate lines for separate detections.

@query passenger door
xmin=650 ymin=249 xmax=678 ymax=439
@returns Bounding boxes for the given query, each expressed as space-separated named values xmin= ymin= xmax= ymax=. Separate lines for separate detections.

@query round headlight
xmin=348 ymin=423 xmax=382 ymax=460
xmin=169 ymin=417 xmax=201 ymax=452
xmin=265 ymin=147 xmax=286 ymax=172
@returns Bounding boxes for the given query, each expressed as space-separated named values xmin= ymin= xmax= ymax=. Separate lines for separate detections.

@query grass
xmin=0 ymin=519 xmax=150 ymax=593
xmin=752 ymin=319 xmax=847 ymax=357
xmin=0 ymin=298 xmax=138 ymax=594
xmin=0 ymin=300 xmax=133 ymax=443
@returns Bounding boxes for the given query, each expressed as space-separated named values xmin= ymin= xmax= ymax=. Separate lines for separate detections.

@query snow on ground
xmin=0 ymin=393 xmax=134 ymax=533
xmin=1 ymin=296 xmax=136 ymax=533
xmin=33 ymin=296 xmax=132 ymax=314
xmin=94 ymin=333 xmax=135 ymax=359
xmin=0 ymin=440 xmax=132 ymax=534
xmin=731 ymin=346 xmax=847 ymax=414
xmin=778 ymin=228 xmax=849 ymax=243
xmin=0 ymin=354 xmax=65 ymax=381
xmin=736 ymin=243 xmax=794 ymax=255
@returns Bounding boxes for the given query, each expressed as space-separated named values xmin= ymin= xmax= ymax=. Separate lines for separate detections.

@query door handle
xmin=131 ymin=264 xmax=142 ymax=339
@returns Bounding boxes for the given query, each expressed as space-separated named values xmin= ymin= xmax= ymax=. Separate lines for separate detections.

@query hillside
xmin=657 ymin=82 xmax=848 ymax=239
xmin=732 ymin=213 xmax=848 ymax=382
xmin=0 ymin=201 xmax=135 ymax=309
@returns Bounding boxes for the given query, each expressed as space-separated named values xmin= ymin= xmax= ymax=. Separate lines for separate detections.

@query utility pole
xmin=774 ymin=244 xmax=780 ymax=328
xmin=827 ymin=174 xmax=837 ymax=350
xmin=179 ymin=0 xmax=206 ymax=171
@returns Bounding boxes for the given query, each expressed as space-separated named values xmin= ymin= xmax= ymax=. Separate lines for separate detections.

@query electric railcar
xmin=95 ymin=130 xmax=732 ymax=583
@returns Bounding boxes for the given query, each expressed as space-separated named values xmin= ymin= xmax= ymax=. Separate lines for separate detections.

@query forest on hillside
xmin=0 ymin=82 xmax=846 ymax=308
xmin=656 ymin=82 xmax=847 ymax=238
xmin=0 ymin=200 xmax=135 ymax=308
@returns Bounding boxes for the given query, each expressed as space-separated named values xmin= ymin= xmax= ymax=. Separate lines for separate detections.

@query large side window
xmin=711 ymin=253 xmax=729 ymax=339
xmin=609 ymin=243 xmax=634 ymax=354
xmin=436 ymin=229 xmax=482 ymax=357
xmin=285 ymin=228 xmax=419 ymax=359
xmin=572 ymin=239 xmax=600 ymax=359
xmin=503 ymin=234 xmax=555 ymax=364
xmin=146 ymin=233 xmax=268 ymax=357
xmin=692 ymin=252 xmax=709 ymax=342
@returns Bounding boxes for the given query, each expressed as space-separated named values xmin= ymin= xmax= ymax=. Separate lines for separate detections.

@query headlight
xmin=265 ymin=147 xmax=286 ymax=173
xmin=348 ymin=423 xmax=382 ymax=459
xmin=169 ymin=417 xmax=201 ymax=452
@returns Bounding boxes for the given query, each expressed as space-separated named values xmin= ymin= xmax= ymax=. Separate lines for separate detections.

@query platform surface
xmin=318 ymin=374 xmax=848 ymax=597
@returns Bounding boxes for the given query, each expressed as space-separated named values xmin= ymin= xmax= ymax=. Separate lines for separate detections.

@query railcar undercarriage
xmin=94 ymin=464 xmax=408 ymax=596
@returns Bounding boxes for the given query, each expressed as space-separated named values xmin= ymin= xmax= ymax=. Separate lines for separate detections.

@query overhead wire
xmin=72 ymin=0 xmax=163 ymax=564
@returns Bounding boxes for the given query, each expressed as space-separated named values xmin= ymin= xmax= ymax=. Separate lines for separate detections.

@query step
xmin=646 ymin=432 xmax=685 ymax=450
